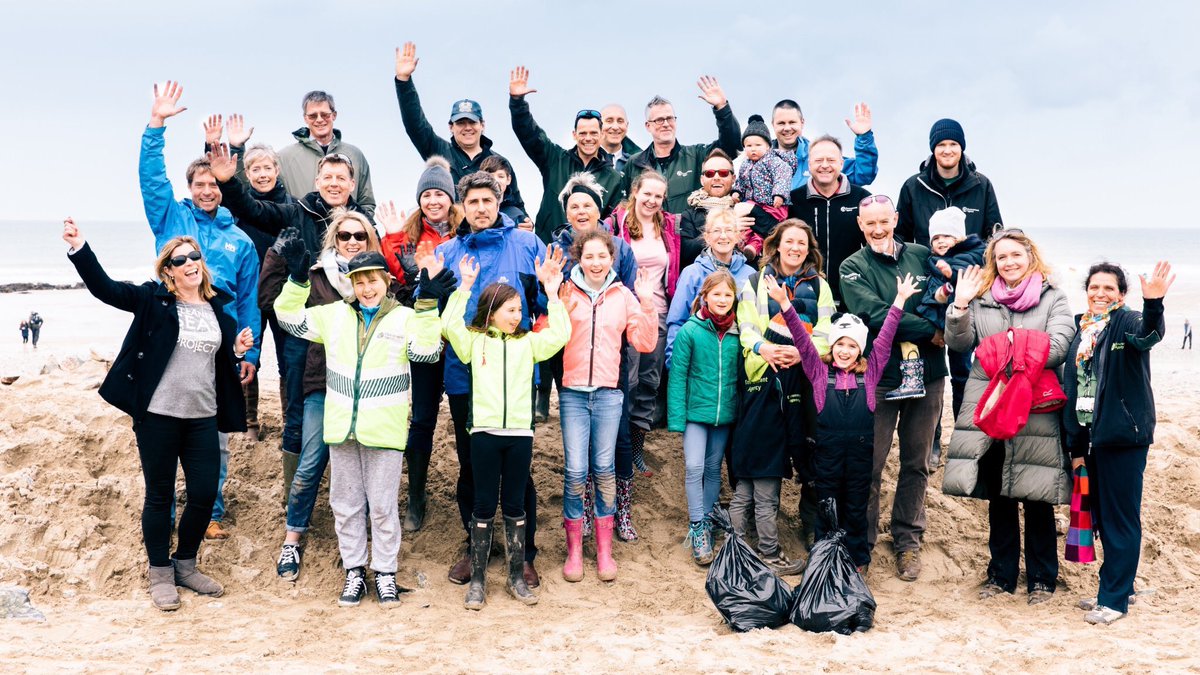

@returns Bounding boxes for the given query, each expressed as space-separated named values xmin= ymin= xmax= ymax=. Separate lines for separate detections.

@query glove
xmin=394 ymin=244 xmax=420 ymax=284
xmin=279 ymin=236 xmax=311 ymax=283
xmin=417 ymin=267 xmax=458 ymax=301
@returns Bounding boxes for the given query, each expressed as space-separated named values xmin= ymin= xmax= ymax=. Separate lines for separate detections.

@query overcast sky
xmin=1 ymin=0 xmax=1194 ymax=230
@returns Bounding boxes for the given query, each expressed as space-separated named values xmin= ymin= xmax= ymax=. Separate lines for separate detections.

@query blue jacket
xmin=665 ymin=251 xmax=755 ymax=366
xmin=775 ymin=131 xmax=879 ymax=190
xmin=140 ymin=125 xmax=261 ymax=364
xmin=552 ymin=222 xmax=638 ymax=293
xmin=435 ymin=216 xmax=547 ymax=395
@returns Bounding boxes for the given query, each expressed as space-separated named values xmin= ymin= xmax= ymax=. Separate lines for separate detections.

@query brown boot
xmin=523 ymin=561 xmax=540 ymax=589
xmin=448 ymin=546 xmax=471 ymax=585
xmin=205 ymin=520 xmax=229 ymax=540
xmin=896 ymin=550 xmax=922 ymax=582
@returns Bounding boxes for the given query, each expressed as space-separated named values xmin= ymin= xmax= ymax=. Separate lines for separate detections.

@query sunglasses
xmin=858 ymin=194 xmax=893 ymax=207
xmin=305 ymin=111 xmax=334 ymax=121
xmin=321 ymin=152 xmax=354 ymax=170
xmin=702 ymin=169 xmax=732 ymax=178
xmin=989 ymin=227 xmax=1025 ymax=241
xmin=168 ymin=250 xmax=203 ymax=267
xmin=575 ymin=109 xmax=601 ymax=120
xmin=337 ymin=231 xmax=369 ymax=242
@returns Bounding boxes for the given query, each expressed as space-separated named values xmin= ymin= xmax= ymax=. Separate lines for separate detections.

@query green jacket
xmin=839 ymin=239 xmax=947 ymax=389
xmin=277 ymin=128 xmax=376 ymax=217
xmin=274 ymin=280 xmax=442 ymax=449
xmin=509 ymin=96 xmax=624 ymax=242
xmin=442 ymin=288 xmax=571 ymax=432
xmin=619 ymin=104 xmax=742 ymax=214
xmin=668 ymin=314 xmax=740 ymax=431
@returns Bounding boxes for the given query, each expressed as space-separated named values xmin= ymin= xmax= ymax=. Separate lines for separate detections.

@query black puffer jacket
xmin=788 ymin=177 xmax=871 ymax=306
xmin=896 ymin=156 xmax=1003 ymax=246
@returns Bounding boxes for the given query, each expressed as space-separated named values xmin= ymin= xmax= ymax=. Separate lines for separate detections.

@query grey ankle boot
xmin=173 ymin=557 xmax=224 ymax=597
xmin=148 ymin=564 xmax=180 ymax=611
xmin=464 ymin=518 xmax=492 ymax=610
xmin=503 ymin=515 xmax=538 ymax=606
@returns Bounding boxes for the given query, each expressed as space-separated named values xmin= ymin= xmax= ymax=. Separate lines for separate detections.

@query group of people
xmin=18 ymin=312 xmax=43 ymax=348
xmin=63 ymin=45 xmax=1174 ymax=626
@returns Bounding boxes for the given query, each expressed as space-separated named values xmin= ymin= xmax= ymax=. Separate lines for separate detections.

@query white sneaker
xmin=1084 ymin=606 xmax=1126 ymax=625
xmin=1078 ymin=594 xmax=1137 ymax=611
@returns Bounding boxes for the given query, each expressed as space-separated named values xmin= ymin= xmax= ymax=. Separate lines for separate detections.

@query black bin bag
xmin=705 ymin=507 xmax=793 ymax=632
xmin=789 ymin=499 xmax=876 ymax=634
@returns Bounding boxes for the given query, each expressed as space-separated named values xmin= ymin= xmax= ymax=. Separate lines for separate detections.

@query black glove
xmin=279 ymin=236 xmax=311 ymax=283
xmin=417 ymin=267 xmax=458 ymax=301
xmin=395 ymin=243 xmax=420 ymax=283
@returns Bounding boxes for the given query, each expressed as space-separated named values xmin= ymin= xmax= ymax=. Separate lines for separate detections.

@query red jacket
xmin=973 ymin=328 xmax=1066 ymax=440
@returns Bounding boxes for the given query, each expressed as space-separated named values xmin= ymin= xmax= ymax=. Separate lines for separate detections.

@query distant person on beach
xmin=19 ymin=319 xmax=29 ymax=344
xmin=1064 ymin=261 xmax=1174 ymax=625
xmin=277 ymin=91 xmax=375 ymax=217
xmin=63 ymin=218 xmax=252 ymax=611
xmin=140 ymin=80 xmax=261 ymax=541
xmin=1183 ymin=317 xmax=1192 ymax=349
xmin=27 ymin=312 xmax=43 ymax=348
xmin=770 ymin=98 xmax=879 ymax=189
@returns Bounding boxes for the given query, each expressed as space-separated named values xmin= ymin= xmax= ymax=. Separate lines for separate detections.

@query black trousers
xmin=813 ymin=439 xmax=875 ymax=567
xmin=981 ymin=441 xmax=1058 ymax=592
xmin=449 ymin=394 xmax=538 ymax=561
xmin=134 ymin=413 xmax=220 ymax=567
xmin=470 ymin=433 xmax=533 ymax=520
xmin=1088 ymin=445 xmax=1148 ymax=613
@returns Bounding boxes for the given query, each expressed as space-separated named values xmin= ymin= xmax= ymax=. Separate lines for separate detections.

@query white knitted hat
xmin=829 ymin=313 xmax=869 ymax=352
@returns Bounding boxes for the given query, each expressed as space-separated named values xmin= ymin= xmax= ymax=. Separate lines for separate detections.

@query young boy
xmin=481 ymin=155 xmax=531 ymax=228
xmin=732 ymin=115 xmax=792 ymax=257
xmin=886 ymin=206 xmax=986 ymax=401
xmin=275 ymin=247 xmax=452 ymax=607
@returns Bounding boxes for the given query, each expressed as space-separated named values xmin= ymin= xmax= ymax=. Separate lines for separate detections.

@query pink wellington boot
xmin=562 ymin=518 xmax=584 ymax=582
xmin=595 ymin=515 xmax=618 ymax=582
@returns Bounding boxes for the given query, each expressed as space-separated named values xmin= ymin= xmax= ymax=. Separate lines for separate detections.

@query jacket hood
xmin=182 ymin=200 xmax=237 ymax=229
xmin=570 ymin=265 xmax=618 ymax=298
xmin=292 ymin=127 xmax=345 ymax=145
xmin=301 ymin=192 xmax=362 ymax=223
xmin=459 ymin=214 xmax=518 ymax=248
xmin=621 ymin=137 xmax=642 ymax=155
xmin=697 ymin=250 xmax=749 ymax=276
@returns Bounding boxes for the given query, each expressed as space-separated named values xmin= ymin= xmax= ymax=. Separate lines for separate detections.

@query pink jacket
xmin=561 ymin=277 xmax=658 ymax=389
xmin=607 ymin=207 xmax=682 ymax=298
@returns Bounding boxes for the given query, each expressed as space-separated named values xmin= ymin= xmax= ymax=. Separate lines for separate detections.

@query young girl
xmin=667 ymin=269 xmax=741 ymax=567
xmin=763 ymin=272 xmax=918 ymax=572
xmin=275 ymin=245 xmax=449 ymax=608
xmin=442 ymin=248 xmax=570 ymax=611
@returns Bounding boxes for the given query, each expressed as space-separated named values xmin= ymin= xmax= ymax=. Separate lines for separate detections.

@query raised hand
xmin=1139 ymin=261 xmax=1175 ymax=300
xmin=376 ymin=200 xmax=407 ymax=235
xmin=634 ymin=268 xmax=657 ymax=302
xmin=763 ymin=275 xmax=789 ymax=305
xmin=558 ymin=281 xmax=578 ymax=314
xmin=227 ymin=113 xmax=254 ymax=146
xmin=458 ymin=255 xmax=480 ymax=291
xmin=62 ymin=217 xmax=85 ymax=249
xmin=845 ymin=102 xmax=872 ymax=136
xmin=696 ymin=75 xmax=727 ymax=110
xmin=935 ymin=259 xmax=952 ymax=278
xmin=509 ymin=66 xmax=537 ymax=98
xmin=235 ymin=327 xmax=256 ymax=355
xmin=205 ymin=143 xmax=237 ymax=183
xmin=150 ymin=80 xmax=187 ymax=127
xmin=536 ymin=245 xmax=566 ymax=297
xmin=953 ymin=265 xmax=984 ymax=305
xmin=204 ymin=114 xmax=223 ymax=146
xmin=394 ymin=42 xmax=419 ymax=81
xmin=414 ymin=239 xmax=444 ymax=278
xmin=279 ymin=236 xmax=311 ymax=283
xmin=894 ymin=272 xmax=921 ymax=304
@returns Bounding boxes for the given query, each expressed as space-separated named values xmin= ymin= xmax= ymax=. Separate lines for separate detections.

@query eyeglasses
xmin=702 ymin=169 xmax=732 ymax=178
xmin=336 ymin=231 xmax=369 ymax=242
xmin=305 ymin=111 xmax=334 ymax=121
xmin=648 ymin=115 xmax=677 ymax=127
xmin=168 ymin=250 xmax=203 ymax=267
xmin=575 ymin=109 xmax=601 ymax=121
xmin=858 ymin=194 xmax=893 ymax=207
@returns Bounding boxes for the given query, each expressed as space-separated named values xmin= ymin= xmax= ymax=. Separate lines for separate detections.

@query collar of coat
xmin=292 ymin=127 xmax=345 ymax=148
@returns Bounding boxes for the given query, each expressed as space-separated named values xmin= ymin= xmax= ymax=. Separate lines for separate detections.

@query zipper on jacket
xmin=588 ymin=300 xmax=598 ymax=387
xmin=348 ymin=312 xmax=365 ymax=440
xmin=502 ymin=339 xmax=508 ymax=428
xmin=715 ymin=328 xmax=723 ymax=421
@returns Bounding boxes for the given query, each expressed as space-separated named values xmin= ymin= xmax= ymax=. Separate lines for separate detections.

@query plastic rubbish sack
xmin=789 ymin=499 xmax=876 ymax=634
xmin=705 ymin=507 xmax=793 ymax=632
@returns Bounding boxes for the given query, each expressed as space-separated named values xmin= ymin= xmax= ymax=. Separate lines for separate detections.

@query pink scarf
xmin=991 ymin=272 xmax=1043 ymax=312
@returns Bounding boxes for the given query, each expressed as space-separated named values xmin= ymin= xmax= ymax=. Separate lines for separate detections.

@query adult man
xmin=508 ymin=66 xmax=623 ymax=242
xmin=393 ymin=42 xmax=525 ymax=209
xmin=896 ymin=118 xmax=1003 ymax=246
xmin=278 ymin=91 xmax=375 ymax=217
xmin=787 ymin=135 xmax=870 ymax=307
xmin=139 ymin=81 xmax=261 ymax=540
xmin=619 ymin=77 xmax=741 ymax=214
xmin=599 ymin=104 xmax=641 ymax=174
xmin=839 ymin=195 xmax=946 ymax=582
xmin=771 ymin=100 xmax=879 ymax=189
xmin=435 ymin=172 xmax=546 ymax=589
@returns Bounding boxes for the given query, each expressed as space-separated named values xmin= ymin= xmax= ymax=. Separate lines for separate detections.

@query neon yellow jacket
xmin=442 ymin=288 xmax=570 ymax=433
xmin=275 ymin=280 xmax=442 ymax=450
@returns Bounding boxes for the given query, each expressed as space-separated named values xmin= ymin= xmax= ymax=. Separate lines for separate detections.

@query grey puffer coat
xmin=942 ymin=282 xmax=1074 ymax=504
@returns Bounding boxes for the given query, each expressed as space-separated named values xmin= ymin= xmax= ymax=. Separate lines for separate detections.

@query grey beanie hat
xmin=416 ymin=156 xmax=455 ymax=202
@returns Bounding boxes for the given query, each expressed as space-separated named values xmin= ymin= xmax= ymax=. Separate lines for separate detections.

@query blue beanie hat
xmin=929 ymin=118 xmax=966 ymax=152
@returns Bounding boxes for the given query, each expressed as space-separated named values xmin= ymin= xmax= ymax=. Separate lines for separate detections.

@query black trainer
xmin=338 ymin=567 xmax=367 ymax=607
xmin=375 ymin=571 xmax=400 ymax=609
xmin=277 ymin=544 xmax=301 ymax=581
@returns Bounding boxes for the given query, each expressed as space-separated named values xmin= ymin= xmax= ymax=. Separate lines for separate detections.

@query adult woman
xmin=63 ymin=218 xmax=251 ymax=610
xmin=736 ymin=219 xmax=836 ymax=548
xmin=679 ymin=150 xmax=754 ymax=268
xmin=1063 ymin=261 xmax=1173 ymax=624
xmin=606 ymin=170 xmax=681 ymax=470
xmin=943 ymin=230 xmax=1074 ymax=605
xmin=267 ymin=209 xmax=386 ymax=581
xmin=559 ymin=230 xmax=658 ymax=581
xmin=376 ymin=156 xmax=462 ymax=532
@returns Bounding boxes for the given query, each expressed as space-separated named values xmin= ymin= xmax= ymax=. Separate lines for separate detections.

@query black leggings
xmin=134 ymin=413 xmax=220 ymax=566
xmin=470 ymin=433 xmax=533 ymax=520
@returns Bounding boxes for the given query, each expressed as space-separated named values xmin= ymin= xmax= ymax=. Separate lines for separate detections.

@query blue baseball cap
xmin=449 ymin=99 xmax=483 ymax=123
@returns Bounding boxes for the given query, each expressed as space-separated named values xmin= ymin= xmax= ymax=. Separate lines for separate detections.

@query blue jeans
xmin=210 ymin=432 xmax=229 ymax=521
xmin=281 ymin=332 xmax=309 ymax=456
xmin=683 ymin=422 xmax=729 ymax=522
xmin=560 ymin=388 xmax=623 ymax=520
xmin=286 ymin=391 xmax=331 ymax=532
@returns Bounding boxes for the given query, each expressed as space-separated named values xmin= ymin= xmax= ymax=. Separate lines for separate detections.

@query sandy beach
xmin=1 ymin=283 xmax=1198 ymax=673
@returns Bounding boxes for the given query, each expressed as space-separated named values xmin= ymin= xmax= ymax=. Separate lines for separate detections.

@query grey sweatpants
xmin=729 ymin=478 xmax=782 ymax=557
xmin=329 ymin=440 xmax=404 ymax=573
